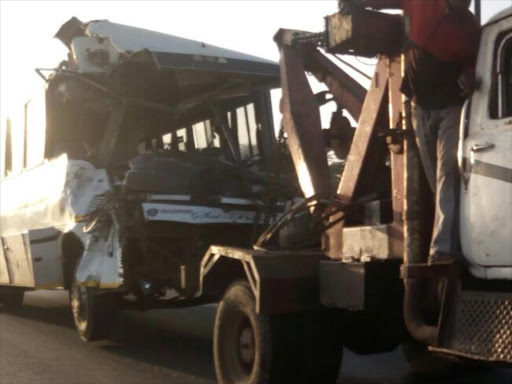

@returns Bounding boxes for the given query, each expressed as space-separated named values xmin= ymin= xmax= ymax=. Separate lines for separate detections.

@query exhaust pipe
xmin=402 ymin=101 xmax=437 ymax=346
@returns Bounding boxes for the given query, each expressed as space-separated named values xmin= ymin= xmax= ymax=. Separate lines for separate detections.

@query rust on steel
xmin=323 ymin=57 xmax=390 ymax=259
xmin=387 ymin=57 xmax=404 ymax=258
xmin=305 ymin=48 xmax=367 ymax=121
xmin=278 ymin=42 xmax=331 ymax=198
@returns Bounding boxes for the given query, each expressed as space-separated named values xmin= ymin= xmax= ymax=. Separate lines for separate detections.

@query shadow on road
xmin=1 ymin=304 xmax=75 ymax=330
xmin=340 ymin=350 xmax=512 ymax=384
xmin=2 ymin=292 xmax=510 ymax=384
xmin=100 ymin=312 xmax=216 ymax=382
xmin=2 ymin=292 xmax=217 ymax=382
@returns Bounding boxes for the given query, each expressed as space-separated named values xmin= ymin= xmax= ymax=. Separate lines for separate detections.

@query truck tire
xmin=70 ymin=282 xmax=118 ymax=342
xmin=213 ymin=281 xmax=343 ymax=384
xmin=0 ymin=287 xmax=24 ymax=310
xmin=307 ymin=310 xmax=344 ymax=383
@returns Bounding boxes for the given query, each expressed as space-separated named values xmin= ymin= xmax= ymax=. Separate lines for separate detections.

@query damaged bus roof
xmin=55 ymin=17 xmax=280 ymax=77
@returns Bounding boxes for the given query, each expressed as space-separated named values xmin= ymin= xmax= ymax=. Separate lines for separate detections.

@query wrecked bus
xmin=0 ymin=17 xmax=294 ymax=340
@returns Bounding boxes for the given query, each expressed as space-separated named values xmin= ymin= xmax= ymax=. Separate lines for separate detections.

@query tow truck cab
xmin=460 ymin=7 xmax=512 ymax=280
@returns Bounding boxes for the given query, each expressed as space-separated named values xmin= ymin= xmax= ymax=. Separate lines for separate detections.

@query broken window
xmin=235 ymin=103 xmax=259 ymax=160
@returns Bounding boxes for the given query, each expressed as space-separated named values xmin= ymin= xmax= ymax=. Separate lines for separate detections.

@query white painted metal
xmin=0 ymin=154 xmax=122 ymax=289
xmin=70 ymin=36 xmax=122 ymax=73
xmin=28 ymin=227 xmax=65 ymax=288
xmin=1 ymin=233 xmax=34 ymax=287
xmin=85 ymin=20 xmax=276 ymax=65
xmin=484 ymin=6 xmax=512 ymax=26
xmin=459 ymin=14 xmax=512 ymax=278
xmin=75 ymin=218 xmax=123 ymax=289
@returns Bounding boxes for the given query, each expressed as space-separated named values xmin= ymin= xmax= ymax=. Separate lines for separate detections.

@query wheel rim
xmin=221 ymin=309 xmax=257 ymax=382
xmin=71 ymin=284 xmax=88 ymax=333
xmin=238 ymin=318 xmax=256 ymax=374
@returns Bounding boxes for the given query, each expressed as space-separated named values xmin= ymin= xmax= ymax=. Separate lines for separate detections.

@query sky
xmin=0 ymin=0 xmax=510 ymax=164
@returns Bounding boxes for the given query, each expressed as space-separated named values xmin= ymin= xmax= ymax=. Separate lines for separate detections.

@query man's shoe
xmin=428 ymin=252 xmax=455 ymax=265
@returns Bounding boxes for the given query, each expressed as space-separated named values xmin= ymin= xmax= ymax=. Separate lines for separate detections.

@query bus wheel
xmin=70 ymin=282 xmax=117 ymax=342
xmin=0 ymin=287 xmax=24 ymax=310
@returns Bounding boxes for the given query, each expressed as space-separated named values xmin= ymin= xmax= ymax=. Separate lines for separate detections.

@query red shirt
xmin=402 ymin=0 xmax=480 ymax=69
xmin=364 ymin=0 xmax=481 ymax=108
xmin=365 ymin=0 xmax=480 ymax=69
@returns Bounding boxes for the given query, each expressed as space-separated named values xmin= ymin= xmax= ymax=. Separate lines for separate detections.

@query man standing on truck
xmin=339 ymin=0 xmax=481 ymax=264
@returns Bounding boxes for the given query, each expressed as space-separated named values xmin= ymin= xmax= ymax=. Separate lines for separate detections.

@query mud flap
xmin=200 ymin=245 xmax=323 ymax=314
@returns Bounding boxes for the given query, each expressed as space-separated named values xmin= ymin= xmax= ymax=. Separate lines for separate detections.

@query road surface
xmin=1 ymin=291 xmax=510 ymax=384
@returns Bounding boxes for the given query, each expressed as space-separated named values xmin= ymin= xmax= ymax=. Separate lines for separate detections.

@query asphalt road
xmin=0 ymin=291 xmax=510 ymax=384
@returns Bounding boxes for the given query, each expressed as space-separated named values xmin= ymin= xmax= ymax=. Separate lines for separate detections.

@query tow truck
xmin=200 ymin=3 xmax=512 ymax=383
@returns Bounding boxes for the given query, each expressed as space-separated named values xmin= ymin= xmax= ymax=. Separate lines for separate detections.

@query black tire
xmin=402 ymin=337 xmax=453 ymax=376
xmin=213 ymin=281 xmax=343 ymax=384
xmin=307 ymin=310 xmax=344 ymax=383
xmin=70 ymin=282 xmax=118 ymax=342
xmin=0 ymin=287 xmax=24 ymax=310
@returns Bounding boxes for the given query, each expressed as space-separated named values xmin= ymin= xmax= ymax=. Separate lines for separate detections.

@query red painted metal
xmin=305 ymin=48 xmax=366 ymax=121
xmin=277 ymin=40 xmax=331 ymax=198
xmin=325 ymin=9 xmax=403 ymax=58
xmin=387 ymin=57 xmax=404 ymax=258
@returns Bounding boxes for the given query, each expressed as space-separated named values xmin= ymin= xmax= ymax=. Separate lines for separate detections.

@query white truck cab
xmin=460 ymin=7 xmax=512 ymax=280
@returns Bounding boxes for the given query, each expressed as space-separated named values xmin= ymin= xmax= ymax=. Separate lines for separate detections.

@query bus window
xmin=193 ymin=120 xmax=220 ymax=150
xmin=162 ymin=133 xmax=172 ymax=149
xmin=175 ymin=128 xmax=187 ymax=151
xmin=193 ymin=122 xmax=207 ymax=149
xmin=4 ymin=110 xmax=24 ymax=176
xmin=24 ymin=95 xmax=46 ymax=169
xmin=236 ymin=103 xmax=259 ymax=160
xmin=3 ymin=118 xmax=13 ymax=177
xmin=246 ymin=103 xmax=259 ymax=155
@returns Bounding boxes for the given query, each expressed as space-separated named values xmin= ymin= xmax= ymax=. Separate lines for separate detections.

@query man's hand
xmin=458 ymin=71 xmax=476 ymax=98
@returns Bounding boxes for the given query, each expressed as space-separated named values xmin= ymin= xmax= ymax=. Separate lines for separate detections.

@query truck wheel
xmin=214 ymin=282 xmax=343 ymax=384
xmin=70 ymin=282 xmax=117 ymax=342
xmin=0 ymin=287 xmax=24 ymax=310
xmin=214 ymin=281 xmax=272 ymax=384
xmin=307 ymin=310 xmax=343 ymax=383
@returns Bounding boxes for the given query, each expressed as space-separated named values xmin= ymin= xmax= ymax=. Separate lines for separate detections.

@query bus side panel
xmin=2 ymin=233 xmax=35 ymax=287
xmin=0 ymin=238 xmax=11 ymax=284
xmin=29 ymin=228 xmax=64 ymax=289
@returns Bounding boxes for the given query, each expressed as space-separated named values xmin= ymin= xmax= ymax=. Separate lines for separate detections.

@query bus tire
xmin=70 ymin=281 xmax=117 ymax=342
